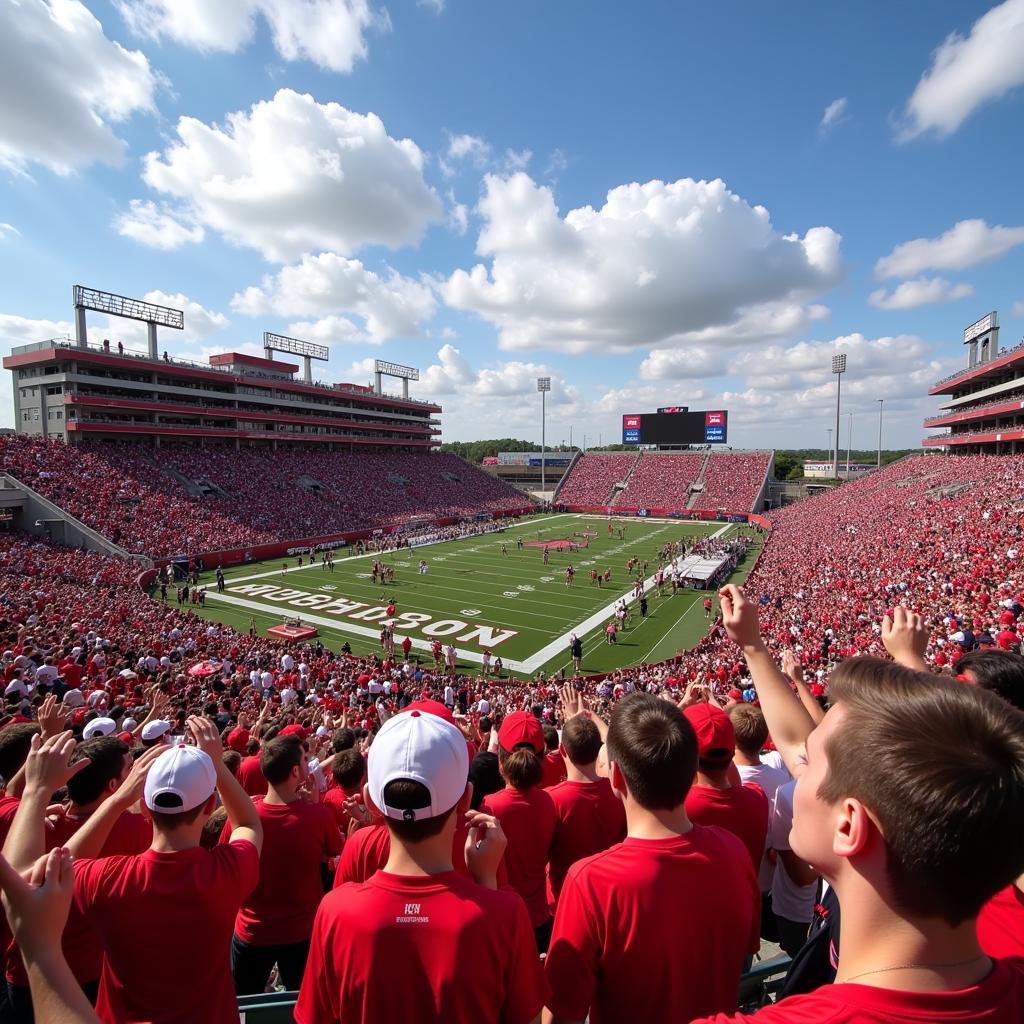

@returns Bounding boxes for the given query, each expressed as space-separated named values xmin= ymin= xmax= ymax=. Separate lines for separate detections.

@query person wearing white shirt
xmin=281 ymin=653 xmax=295 ymax=672
xmin=261 ymin=670 xmax=274 ymax=689
xmin=768 ymin=780 xmax=818 ymax=956
xmin=280 ymin=685 xmax=297 ymax=706
xmin=443 ymin=683 xmax=455 ymax=708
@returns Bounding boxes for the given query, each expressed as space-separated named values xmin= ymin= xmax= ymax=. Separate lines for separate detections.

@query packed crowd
xmin=0 ymin=437 xmax=530 ymax=559
xmin=691 ymin=453 xmax=772 ymax=512
xmin=1 ymin=453 xmax=1024 ymax=1022
xmin=557 ymin=450 xmax=771 ymax=513
xmin=613 ymin=453 xmax=704 ymax=508
xmin=555 ymin=453 xmax=638 ymax=505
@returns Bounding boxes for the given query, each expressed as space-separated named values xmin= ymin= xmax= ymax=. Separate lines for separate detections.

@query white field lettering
xmin=227 ymin=583 xmax=519 ymax=649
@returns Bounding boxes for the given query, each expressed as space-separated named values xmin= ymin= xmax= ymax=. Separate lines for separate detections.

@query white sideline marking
xmin=516 ymin=524 xmax=732 ymax=673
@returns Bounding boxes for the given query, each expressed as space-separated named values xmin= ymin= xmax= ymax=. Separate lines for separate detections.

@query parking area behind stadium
xmin=191 ymin=513 xmax=762 ymax=677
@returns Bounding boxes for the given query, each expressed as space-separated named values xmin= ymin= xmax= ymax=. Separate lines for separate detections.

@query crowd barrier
xmin=234 ymin=954 xmax=793 ymax=1019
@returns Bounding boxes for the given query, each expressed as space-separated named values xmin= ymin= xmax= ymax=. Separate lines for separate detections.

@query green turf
xmin=176 ymin=513 xmax=761 ymax=678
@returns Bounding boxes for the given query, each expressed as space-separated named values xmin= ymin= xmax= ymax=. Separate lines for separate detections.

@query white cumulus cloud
xmin=0 ymin=223 xmax=19 ymax=240
xmin=231 ymin=251 xmax=437 ymax=344
xmin=136 ymin=90 xmax=443 ymax=262
xmin=114 ymin=0 xmax=382 ymax=74
xmin=0 ymin=0 xmax=160 ymax=175
xmin=868 ymin=277 xmax=975 ymax=310
xmin=900 ymin=0 xmax=1024 ymax=139
xmin=115 ymin=199 xmax=205 ymax=249
xmin=1012 ymin=299 xmax=1024 ymax=317
xmin=443 ymin=173 xmax=842 ymax=354
xmin=875 ymin=219 xmax=1024 ymax=279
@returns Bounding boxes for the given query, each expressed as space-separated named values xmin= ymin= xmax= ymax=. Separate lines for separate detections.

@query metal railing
xmin=10 ymin=339 xmax=437 ymax=408
xmin=931 ymin=341 xmax=1024 ymax=389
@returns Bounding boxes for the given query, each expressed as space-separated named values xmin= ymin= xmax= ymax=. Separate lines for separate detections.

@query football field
xmin=192 ymin=514 xmax=761 ymax=678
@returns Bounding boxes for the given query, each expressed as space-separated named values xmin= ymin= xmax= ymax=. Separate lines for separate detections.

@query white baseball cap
xmin=141 ymin=719 xmax=172 ymax=742
xmin=367 ymin=709 xmax=468 ymax=822
xmin=123 ymin=717 xmax=138 ymax=731
xmin=83 ymin=717 xmax=117 ymax=739
xmin=144 ymin=744 xmax=217 ymax=814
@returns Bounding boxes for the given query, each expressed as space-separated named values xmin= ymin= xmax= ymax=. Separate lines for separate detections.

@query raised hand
xmin=0 ymin=848 xmax=74 ymax=957
xmin=23 ymin=733 xmax=89 ymax=797
xmin=882 ymin=606 xmax=929 ymax=670
xmin=186 ymin=715 xmax=223 ymax=761
xmin=109 ymin=745 xmax=166 ymax=809
xmin=37 ymin=695 xmax=68 ymax=741
xmin=781 ymin=650 xmax=804 ymax=683
xmin=718 ymin=585 xmax=765 ymax=653
xmin=464 ymin=810 xmax=507 ymax=888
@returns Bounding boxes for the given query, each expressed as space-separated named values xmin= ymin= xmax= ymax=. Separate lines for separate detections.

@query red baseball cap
xmin=280 ymin=724 xmax=309 ymax=741
xmin=684 ymin=704 xmax=735 ymax=763
xmin=227 ymin=727 xmax=250 ymax=753
xmin=498 ymin=711 xmax=545 ymax=754
xmin=403 ymin=699 xmax=456 ymax=726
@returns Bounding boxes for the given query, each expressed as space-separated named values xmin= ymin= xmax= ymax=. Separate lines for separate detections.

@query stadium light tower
xmin=827 ymin=427 xmax=833 ymax=464
xmin=846 ymin=411 xmax=853 ymax=477
xmin=877 ymin=398 xmax=884 ymax=469
xmin=831 ymin=353 xmax=846 ymax=479
xmin=537 ymin=377 xmax=551 ymax=495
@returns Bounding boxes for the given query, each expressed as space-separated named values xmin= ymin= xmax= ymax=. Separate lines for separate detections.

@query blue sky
xmin=2 ymin=0 xmax=1023 ymax=449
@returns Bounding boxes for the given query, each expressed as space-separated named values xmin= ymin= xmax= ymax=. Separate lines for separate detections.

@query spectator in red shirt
xmin=683 ymin=703 xmax=769 ymax=872
xmin=4 ymin=717 xmax=264 ymax=1024
xmin=4 ymin=736 xmax=151 ymax=1020
xmin=544 ymin=692 xmax=759 ymax=1024
xmin=295 ymin=707 xmax=545 ymax=1024
xmin=322 ymin=748 xmax=366 ymax=833
xmin=546 ymin=693 xmax=625 ymax=909
xmin=238 ymin=743 xmax=267 ymax=797
xmin=223 ymin=736 xmax=343 ymax=994
xmin=481 ymin=711 xmax=558 ymax=951
xmin=958 ymin=648 xmax=1024 ymax=958
xmin=694 ymin=586 xmax=1024 ymax=1023
xmin=540 ymin=725 xmax=567 ymax=789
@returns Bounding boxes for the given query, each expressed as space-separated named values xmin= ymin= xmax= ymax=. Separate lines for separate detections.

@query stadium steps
xmin=552 ymin=449 xmax=581 ymax=502
xmin=686 ymin=451 xmax=713 ymax=508
xmin=608 ymin=451 xmax=642 ymax=505
xmin=1 ymin=472 xmax=153 ymax=568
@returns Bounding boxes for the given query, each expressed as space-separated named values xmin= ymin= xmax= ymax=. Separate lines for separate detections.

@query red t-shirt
xmin=684 ymin=783 xmax=769 ymax=871
xmin=691 ymin=958 xmax=1024 ymax=1023
xmin=546 ymin=778 xmax=626 ymax=907
xmin=221 ymin=798 xmax=342 ymax=946
xmin=322 ymin=787 xmax=361 ymax=834
xmin=481 ymin=785 xmax=557 ymax=927
xmin=544 ymin=827 xmax=759 ymax=1024
xmin=238 ymin=754 xmax=266 ymax=797
xmin=333 ymin=819 xmax=506 ymax=888
xmin=295 ymin=871 xmax=546 ymax=1024
xmin=978 ymin=884 xmax=1024 ymax=958
xmin=74 ymin=840 xmax=259 ymax=1024
xmin=6 ymin=808 xmax=152 ymax=986
xmin=540 ymin=750 xmax=568 ymax=789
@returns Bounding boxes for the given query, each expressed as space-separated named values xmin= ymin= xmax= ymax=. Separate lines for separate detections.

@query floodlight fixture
xmin=373 ymin=359 xmax=421 ymax=399
xmin=73 ymin=285 xmax=183 ymax=358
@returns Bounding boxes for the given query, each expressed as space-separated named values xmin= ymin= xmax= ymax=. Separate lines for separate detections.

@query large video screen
xmin=622 ymin=409 xmax=727 ymax=445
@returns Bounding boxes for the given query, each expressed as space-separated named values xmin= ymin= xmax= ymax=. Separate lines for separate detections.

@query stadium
xmin=2 ymin=3 xmax=1024 ymax=1023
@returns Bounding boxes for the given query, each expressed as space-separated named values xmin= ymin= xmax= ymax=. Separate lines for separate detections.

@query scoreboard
xmin=622 ymin=409 xmax=728 ymax=445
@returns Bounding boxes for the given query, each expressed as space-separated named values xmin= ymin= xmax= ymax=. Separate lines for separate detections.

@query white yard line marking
xmin=516 ymin=524 xmax=733 ymax=674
